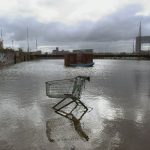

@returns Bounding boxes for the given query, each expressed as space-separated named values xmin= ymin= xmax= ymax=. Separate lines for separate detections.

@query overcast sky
xmin=0 ymin=0 xmax=150 ymax=52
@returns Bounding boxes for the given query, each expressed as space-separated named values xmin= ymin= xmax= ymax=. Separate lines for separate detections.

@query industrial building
xmin=136 ymin=22 xmax=150 ymax=53
xmin=73 ymin=49 xmax=93 ymax=53
xmin=52 ymin=47 xmax=70 ymax=55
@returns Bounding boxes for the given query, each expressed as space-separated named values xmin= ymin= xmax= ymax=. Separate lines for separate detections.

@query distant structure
xmin=35 ymin=38 xmax=38 ymax=51
xmin=0 ymin=28 xmax=4 ymax=49
xmin=52 ymin=47 xmax=70 ymax=55
xmin=26 ymin=26 xmax=30 ymax=52
xmin=136 ymin=22 xmax=150 ymax=53
xmin=132 ymin=40 xmax=135 ymax=53
xmin=73 ymin=49 xmax=93 ymax=53
xmin=30 ymin=50 xmax=42 ymax=55
xmin=0 ymin=40 xmax=3 ymax=49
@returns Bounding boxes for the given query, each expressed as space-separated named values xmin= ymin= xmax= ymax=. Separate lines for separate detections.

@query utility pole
xmin=1 ymin=28 xmax=2 ymax=40
xmin=36 ymin=38 xmax=38 ymax=51
xmin=133 ymin=40 xmax=135 ymax=53
xmin=138 ymin=21 xmax=142 ymax=37
xmin=27 ymin=26 xmax=29 ymax=52
xmin=12 ymin=40 xmax=14 ymax=49
xmin=138 ymin=21 xmax=142 ymax=52
xmin=0 ymin=28 xmax=4 ymax=49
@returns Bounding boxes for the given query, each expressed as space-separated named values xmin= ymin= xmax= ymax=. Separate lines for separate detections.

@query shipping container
xmin=64 ymin=53 xmax=94 ymax=67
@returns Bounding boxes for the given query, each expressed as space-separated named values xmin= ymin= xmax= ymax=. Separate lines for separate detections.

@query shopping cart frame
xmin=45 ymin=76 xmax=90 ymax=120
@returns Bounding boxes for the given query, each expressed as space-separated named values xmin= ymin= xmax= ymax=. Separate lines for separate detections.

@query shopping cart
xmin=46 ymin=76 xmax=90 ymax=120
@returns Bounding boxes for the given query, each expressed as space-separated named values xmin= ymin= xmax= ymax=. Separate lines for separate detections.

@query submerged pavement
xmin=0 ymin=59 xmax=150 ymax=150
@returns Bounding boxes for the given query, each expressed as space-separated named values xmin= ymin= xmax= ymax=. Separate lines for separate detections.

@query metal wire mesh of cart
xmin=45 ymin=78 xmax=75 ymax=98
xmin=46 ymin=76 xmax=90 ymax=99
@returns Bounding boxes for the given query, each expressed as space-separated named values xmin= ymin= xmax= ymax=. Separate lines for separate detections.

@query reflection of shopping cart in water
xmin=45 ymin=76 xmax=90 ymax=121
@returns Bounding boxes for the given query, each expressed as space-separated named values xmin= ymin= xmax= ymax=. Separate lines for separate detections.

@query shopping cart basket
xmin=46 ymin=76 xmax=90 ymax=120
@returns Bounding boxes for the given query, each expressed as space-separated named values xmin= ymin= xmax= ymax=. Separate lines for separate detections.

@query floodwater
xmin=0 ymin=59 xmax=150 ymax=150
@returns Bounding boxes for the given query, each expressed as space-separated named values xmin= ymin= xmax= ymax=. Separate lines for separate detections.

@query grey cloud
xmin=39 ymin=0 xmax=67 ymax=7
xmin=0 ymin=4 xmax=150 ymax=52
xmin=85 ymin=4 xmax=145 ymax=42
